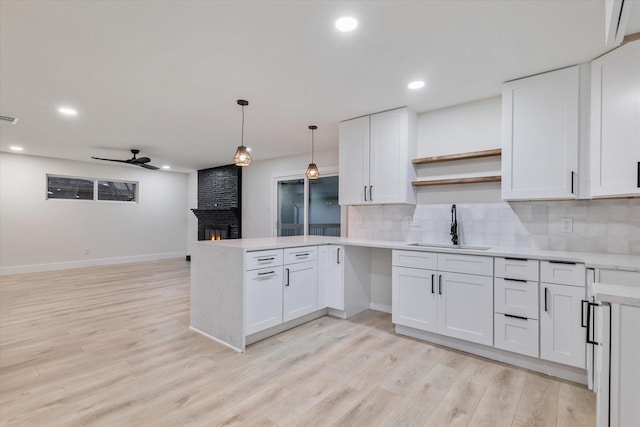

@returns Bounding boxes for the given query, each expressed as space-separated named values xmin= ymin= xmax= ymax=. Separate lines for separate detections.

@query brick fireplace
xmin=191 ymin=164 xmax=241 ymax=240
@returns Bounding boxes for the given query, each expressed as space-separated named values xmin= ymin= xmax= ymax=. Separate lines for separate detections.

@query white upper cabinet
xmin=502 ymin=66 xmax=581 ymax=200
xmin=339 ymin=107 xmax=416 ymax=205
xmin=590 ymin=40 xmax=640 ymax=198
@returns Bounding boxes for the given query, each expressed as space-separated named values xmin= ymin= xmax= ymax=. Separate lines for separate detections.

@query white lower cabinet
xmin=318 ymin=245 xmax=344 ymax=311
xmin=540 ymin=282 xmax=586 ymax=368
xmin=494 ymin=313 xmax=539 ymax=358
xmin=283 ymin=260 xmax=318 ymax=323
xmin=392 ymin=250 xmax=494 ymax=347
xmin=245 ymin=267 xmax=283 ymax=335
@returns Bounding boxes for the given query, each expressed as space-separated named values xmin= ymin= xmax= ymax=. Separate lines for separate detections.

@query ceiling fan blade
xmin=133 ymin=157 xmax=151 ymax=164
xmin=91 ymin=157 xmax=129 ymax=164
xmin=139 ymin=163 xmax=160 ymax=170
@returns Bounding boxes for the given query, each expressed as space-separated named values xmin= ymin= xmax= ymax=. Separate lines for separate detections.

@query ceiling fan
xmin=91 ymin=149 xmax=160 ymax=170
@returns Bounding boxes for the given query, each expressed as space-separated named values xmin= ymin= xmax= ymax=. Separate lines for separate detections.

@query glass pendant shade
xmin=306 ymin=125 xmax=319 ymax=179
xmin=233 ymin=145 xmax=251 ymax=166
xmin=306 ymin=163 xmax=319 ymax=179
xmin=233 ymin=99 xmax=252 ymax=167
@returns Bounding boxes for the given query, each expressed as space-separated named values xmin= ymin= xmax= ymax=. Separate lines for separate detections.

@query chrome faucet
xmin=450 ymin=204 xmax=459 ymax=245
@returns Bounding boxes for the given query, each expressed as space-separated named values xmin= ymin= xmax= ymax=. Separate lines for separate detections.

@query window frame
xmin=46 ymin=174 xmax=139 ymax=203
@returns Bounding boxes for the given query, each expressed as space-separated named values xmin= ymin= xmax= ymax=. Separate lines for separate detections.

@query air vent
xmin=0 ymin=115 xmax=19 ymax=124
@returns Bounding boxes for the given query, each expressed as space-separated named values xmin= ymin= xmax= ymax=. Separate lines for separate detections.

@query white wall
xmin=0 ymin=153 xmax=190 ymax=274
xmin=241 ymin=148 xmax=339 ymax=238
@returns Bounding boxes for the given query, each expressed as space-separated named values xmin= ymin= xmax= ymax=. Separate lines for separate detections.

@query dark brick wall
xmin=193 ymin=164 xmax=242 ymax=240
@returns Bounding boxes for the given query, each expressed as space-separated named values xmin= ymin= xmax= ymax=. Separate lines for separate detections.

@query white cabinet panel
xmin=495 ymin=278 xmax=539 ymax=319
xmin=338 ymin=108 xmax=416 ymax=206
xmin=591 ymin=40 xmax=640 ymax=198
xmin=438 ymin=272 xmax=494 ymax=346
xmin=283 ymin=261 xmax=318 ymax=323
xmin=502 ymin=66 xmax=580 ymax=200
xmin=245 ymin=249 xmax=283 ymax=271
xmin=338 ymin=116 xmax=369 ymax=205
xmin=392 ymin=266 xmax=437 ymax=332
xmin=318 ymin=245 xmax=344 ymax=311
xmin=540 ymin=283 xmax=586 ymax=368
xmin=494 ymin=313 xmax=539 ymax=358
xmin=392 ymin=250 xmax=438 ymax=270
xmin=540 ymin=261 xmax=585 ymax=287
xmin=437 ymin=253 xmax=493 ymax=276
xmin=283 ymin=246 xmax=317 ymax=264
xmin=495 ymin=257 xmax=539 ymax=281
xmin=245 ymin=267 xmax=283 ymax=335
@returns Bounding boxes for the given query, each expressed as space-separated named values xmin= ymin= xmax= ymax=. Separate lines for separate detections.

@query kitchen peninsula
xmin=191 ymin=236 xmax=640 ymax=385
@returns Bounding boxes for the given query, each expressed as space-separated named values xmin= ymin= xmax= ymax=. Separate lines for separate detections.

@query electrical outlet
xmin=560 ymin=217 xmax=573 ymax=233
xmin=84 ymin=248 xmax=91 ymax=255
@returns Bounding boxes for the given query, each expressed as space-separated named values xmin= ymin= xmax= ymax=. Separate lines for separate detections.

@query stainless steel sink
xmin=407 ymin=242 xmax=491 ymax=251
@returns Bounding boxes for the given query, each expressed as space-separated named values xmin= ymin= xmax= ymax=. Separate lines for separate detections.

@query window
xmin=46 ymin=175 xmax=138 ymax=202
xmin=274 ymin=170 xmax=340 ymax=237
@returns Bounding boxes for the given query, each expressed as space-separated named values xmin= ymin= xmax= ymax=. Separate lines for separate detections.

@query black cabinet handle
xmin=257 ymin=270 xmax=275 ymax=276
xmin=503 ymin=277 xmax=527 ymax=283
xmin=586 ymin=302 xmax=599 ymax=345
xmin=364 ymin=186 xmax=367 ymax=202
xmin=504 ymin=313 xmax=528 ymax=321
xmin=548 ymin=260 xmax=577 ymax=265
xmin=295 ymin=253 xmax=310 ymax=257
xmin=637 ymin=162 xmax=639 ymax=188
xmin=438 ymin=275 xmax=443 ymax=295
xmin=431 ymin=274 xmax=435 ymax=294
xmin=336 ymin=248 xmax=340 ymax=264
xmin=257 ymin=257 xmax=275 ymax=262
xmin=285 ymin=268 xmax=290 ymax=286
xmin=544 ymin=287 xmax=549 ymax=312
xmin=571 ymin=171 xmax=576 ymax=194
xmin=369 ymin=185 xmax=373 ymax=202
xmin=504 ymin=257 xmax=527 ymax=262
xmin=581 ymin=299 xmax=588 ymax=327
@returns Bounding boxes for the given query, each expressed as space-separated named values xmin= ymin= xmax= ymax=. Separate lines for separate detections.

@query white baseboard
xmin=189 ymin=326 xmax=243 ymax=353
xmin=370 ymin=302 xmax=392 ymax=314
xmin=0 ymin=252 xmax=187 ymax=276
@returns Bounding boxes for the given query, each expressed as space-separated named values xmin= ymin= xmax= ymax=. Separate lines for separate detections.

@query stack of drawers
xmin=494 ymin=257 xmax=540 ymax=357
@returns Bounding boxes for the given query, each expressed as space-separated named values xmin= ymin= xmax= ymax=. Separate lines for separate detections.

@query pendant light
xmin=233 ymin=99 xmax=252 ymax=166
xmin=306 ymin=125 xmax=319 ymax=179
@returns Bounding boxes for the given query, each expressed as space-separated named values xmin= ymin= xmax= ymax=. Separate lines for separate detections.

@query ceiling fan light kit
xmin=306 ymin=125 xmax=319 ymax=179
xmin=233 ymin=99 xmax=252 ymax=167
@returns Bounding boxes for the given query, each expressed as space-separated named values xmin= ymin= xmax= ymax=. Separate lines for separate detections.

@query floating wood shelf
xmin=412 ymin=175 xmax=502 ymax=186
xmin=412 ymin=148 xmax=502 ymax=165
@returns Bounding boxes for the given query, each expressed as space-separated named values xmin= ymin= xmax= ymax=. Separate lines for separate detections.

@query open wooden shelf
xmin=412 ymin=175 xmax=502 ymax=186
xmin=412 ymin=148 xmax=502 ymax=165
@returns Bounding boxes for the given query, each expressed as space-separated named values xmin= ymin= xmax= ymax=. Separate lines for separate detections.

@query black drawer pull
xmin=504 ymin=257 xmax=528 ymax=262
xmin=438 ymin=275 xmax=443 ymax=295
xmin=503 ymin=278 xmax=527 ymax=283
xmin=295 ymin=253 xmax=310 ymax=257
xmin=581 ymin=299 xmax=588 ymax=327
xmin=548 ymin=260 xmax=577 ymax=265
xmin=637 ymin=162 xmax=639 ymax=188
xmin=504 ymin=314 xmax=528 ymax=321
xmin=257 ymin=270 xmax=275 ymax=276
xmin=257 ymin=257 xmax=275 ymax=262
xmin=544 ymin=287 xmax=549 ymax=312
xmin=431 ymin=274 xmax=435 ymax=294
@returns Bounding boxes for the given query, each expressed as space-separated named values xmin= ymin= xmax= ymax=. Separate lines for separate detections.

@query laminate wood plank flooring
xmin=0 ymin=259 xmax=595 ymax=426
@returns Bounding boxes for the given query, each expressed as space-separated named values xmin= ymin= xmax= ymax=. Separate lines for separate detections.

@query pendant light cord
xmin=311 ymin=128 xmax=314 ymax=163
xmin=241 ymin=105 xmax=245 ymax=148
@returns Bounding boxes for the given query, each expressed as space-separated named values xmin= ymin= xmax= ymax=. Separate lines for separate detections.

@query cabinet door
xmin=591 ymin=41 xmax=640 ymax=197
xmin=502 ymin=66 xmax=580 ymax=200
xmin=438 ymin=272 xmax=493 ymax=346
xmin=540 ymin=283 xmax=586 ymax=368
xmin=245 ymin=267 xmax=283 ymax=335
xmin=318 ymin=245 xmax=344 ymax=310
xmin=369 ymin=108 xmax=413 ymax=204
xmin=283 ymin=261 xmax=318 ymax=322
xmin=392 ymin=266 xmax=437 ymax=332
xmin=338 ymin=116 xmax=369 ymax=205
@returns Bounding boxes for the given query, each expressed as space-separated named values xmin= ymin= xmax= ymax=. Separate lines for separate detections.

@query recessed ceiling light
xmin=408 ymin=80 xmax=425 ymax=90
xmin=58 ymin=106 xmax=78 ymax=116
xmin=9 ymin=145 xmax=24 ymax=151
xmin=162 ymin=165 xmax=171 ymax=170
xmin=335 ymin=16 xmax=358 ymax=32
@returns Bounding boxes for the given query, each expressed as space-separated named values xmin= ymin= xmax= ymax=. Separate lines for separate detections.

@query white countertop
xmin=194 ymin=236 xmax=640 ymax=273
xmin=592 ymin=282 xmax=640 ymax=307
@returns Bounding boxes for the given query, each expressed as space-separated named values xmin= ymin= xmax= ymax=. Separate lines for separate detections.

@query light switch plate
xmin=560 ymin=217 xmax=573 ymax=233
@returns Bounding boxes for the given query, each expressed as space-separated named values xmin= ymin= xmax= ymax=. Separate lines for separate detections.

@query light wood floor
xmin=0 ymin=259 xmax=595 ymax=426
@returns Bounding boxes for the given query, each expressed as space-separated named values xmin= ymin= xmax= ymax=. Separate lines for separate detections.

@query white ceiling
xmin=0 ymin=0 xmax=636 ymax=172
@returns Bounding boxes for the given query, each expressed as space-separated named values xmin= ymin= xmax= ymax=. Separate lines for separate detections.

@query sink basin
xmin=407 ymin=243 xmax=491 ymax=251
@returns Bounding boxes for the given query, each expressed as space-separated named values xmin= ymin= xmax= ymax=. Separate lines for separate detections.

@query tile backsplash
xmin=348 ymin=199 xmax=640 ymax=255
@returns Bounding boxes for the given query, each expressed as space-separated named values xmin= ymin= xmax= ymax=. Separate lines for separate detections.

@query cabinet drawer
xmin=392 ymin=250 xmax=438 ymax=270
xmin=541 ymin=261 xmax=585 ymax=287
xmin=495 ymin=257 xmax=539 ymax=281
xmin=437 ymin=253 xmax=493 ymax=276
xmin=245 ymin=249 xmax=283 ymax=271
xmin=495 ymin=278 xmax=539 ymax=319
xmin=283 ymin=246 xmax=317 ymax=264
xmin=494 ymin=313 xmax=539 ymax=358
xmin=245 ymin=266 xmax=283 ymax=335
